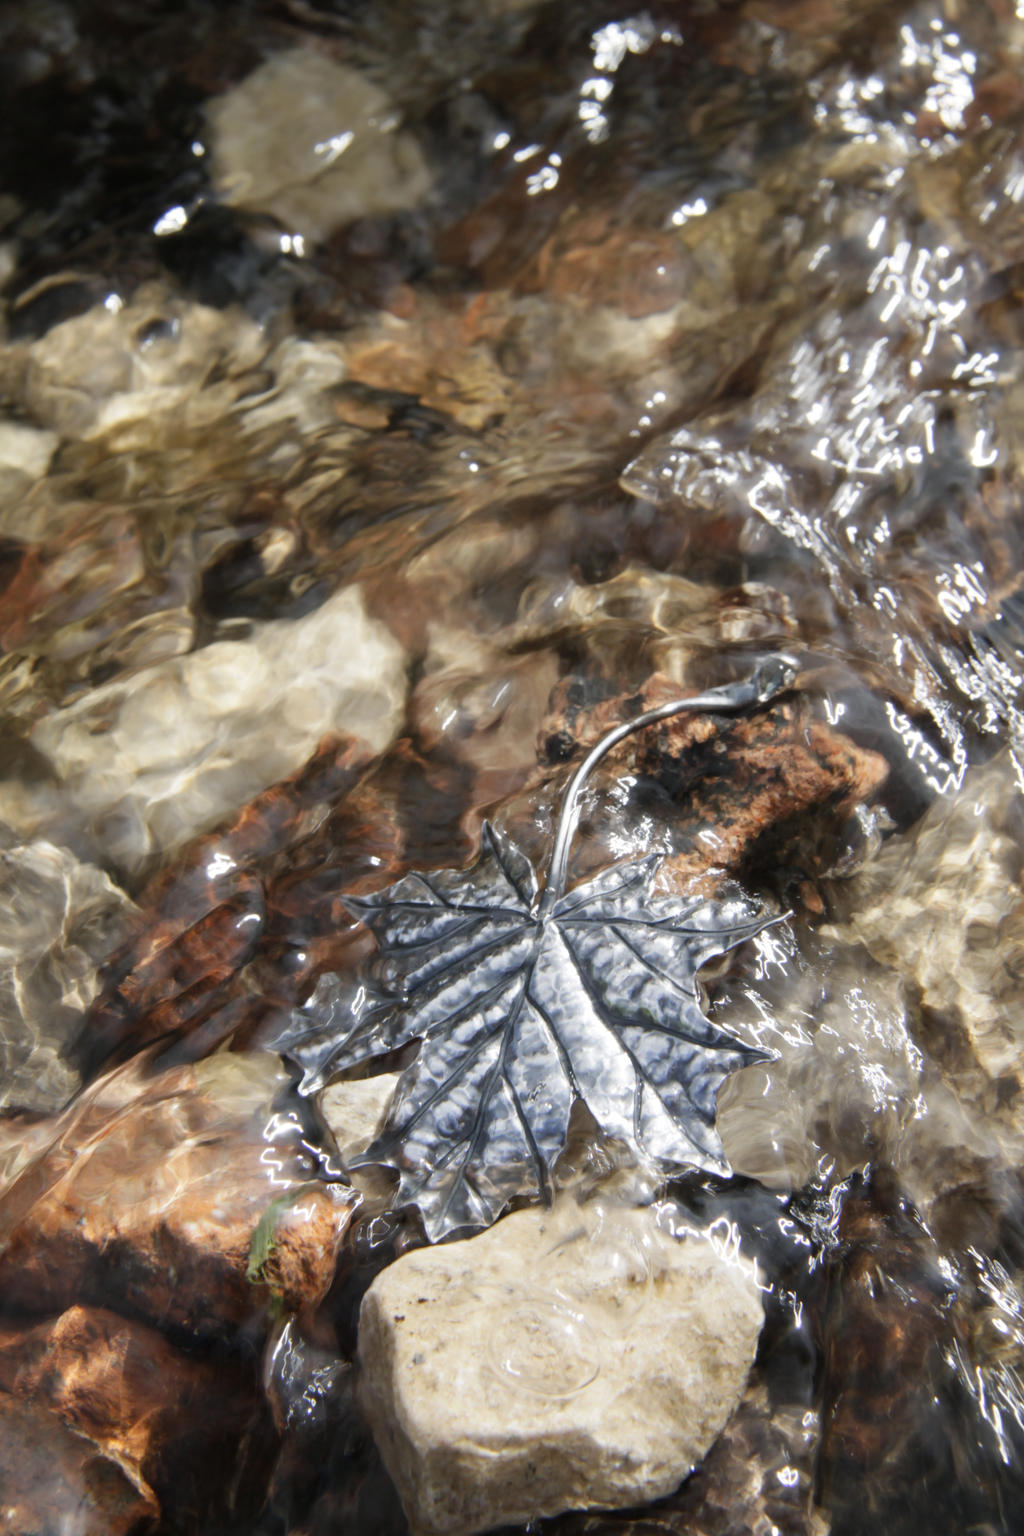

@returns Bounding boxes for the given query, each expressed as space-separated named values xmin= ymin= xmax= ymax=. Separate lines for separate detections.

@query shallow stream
xmin=2 ymin=2 xmax=1024 ymax=1532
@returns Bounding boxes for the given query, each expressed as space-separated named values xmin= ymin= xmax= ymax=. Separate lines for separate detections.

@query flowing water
xmin=2 ymin=0 xmax=1024 ymax=1531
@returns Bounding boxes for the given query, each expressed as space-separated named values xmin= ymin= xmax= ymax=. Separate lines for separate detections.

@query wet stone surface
xmin=0 ymin=1052 xmax=357 ymax=1333
xmin=0 ymin=1304 xmax=270 ymax=1528
xmin=358 ymin=1194 xmax=765 ymax=1536
xmin=3 ymin=0 xmax=1024 ymax=1532
xmin=543 ymin=1383 xmax=826 ymax=1536
xmin=0 ymin=1390 xmax=159 ymax=1536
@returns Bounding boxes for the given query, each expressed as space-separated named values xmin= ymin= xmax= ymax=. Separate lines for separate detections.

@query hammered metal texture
xmin=327 ymin=823 xmax=772 ymax=1239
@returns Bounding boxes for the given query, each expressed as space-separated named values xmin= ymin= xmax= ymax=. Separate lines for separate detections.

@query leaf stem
xmin=537 ymin=653 xmax=799 ymax=918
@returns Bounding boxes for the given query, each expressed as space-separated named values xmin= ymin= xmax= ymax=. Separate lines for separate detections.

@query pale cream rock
xmin=358 ymin=1195 xmax=763 ymax=1536
xmin=563 ymin=305 xmax=680 ymax=373
xmin=18 ymin=283 xmax=352 ymax=456
xmin=0 ymin=420 xmax=58 ymax=480
xmin=30 ymin=584 xmax=406 ymax=871
xmin=0 ymin=239 xmax=16 ymax=290
xmin=829 ymin=752 xmax=1024 ymax=1082
xmin=238 ymin=336 xmax=348 ymax=435
xmin=206 ymin=48 xmax=432 ymax=245
xmin=0 ymin=840 xmax=133 ymax=1115
xmin=717 ymin=755 xmax=1024 ymax=1213
xmin=23 ymin=283 xmax=265 ymax=445
xmin=320 ymin=1073 xmax=400 ymax=1165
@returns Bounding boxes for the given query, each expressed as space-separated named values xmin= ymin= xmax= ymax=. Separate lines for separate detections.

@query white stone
xmin=30 ymin=584 xmax=406 ymax=872
xmin=23 ymin=283 xmax=265 ymax=445
xmin=239 ymin=337 xmax=348 ymax=435
xmin=0 ymin=840 xmax=133 ymax=1114
xmin=206 ymin=48 xmax=432 ymax=245
xmin=320 ymin=1073 xmax=400 ymax=1165
xmin=358 ymin=1194 xmax=763 ymax=1536
xmin=0 ymin=420 xmax=58 ymax=480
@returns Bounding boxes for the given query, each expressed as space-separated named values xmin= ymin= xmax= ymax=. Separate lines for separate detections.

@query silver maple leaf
xmin=295 ymin=656 xmax=797 ymax=1240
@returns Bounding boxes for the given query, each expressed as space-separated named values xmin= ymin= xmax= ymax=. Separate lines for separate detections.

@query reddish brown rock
xmin=539 ymin=673 xmax=888 ymax=890
xmin=0 ymin=1391 xmax=158 ymax=1535
xmin=84 ymin=732 xmax=372 ymax=1068
xmin=0 ymin=1305 xmax=271 ymax=1526
xmin=76 ymin=728 xmax=487 ymax=1077
xmin=342 ymin=293 xmax=514 ymax=430
xmin=0 ymin=1053 xmax=357 ymax=1333
xmin=525 ymin=215 xmax=691 ymax=317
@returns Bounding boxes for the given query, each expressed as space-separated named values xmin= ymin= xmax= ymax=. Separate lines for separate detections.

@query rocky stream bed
xmin=2 ymin=1 xmax=1024 ymax=1532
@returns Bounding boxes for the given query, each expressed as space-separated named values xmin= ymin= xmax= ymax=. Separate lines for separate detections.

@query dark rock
xmin=816 ymin=1170 xmax=1017 ymax=1536
xmin=537 ymin=672 xmax=888 ymax=892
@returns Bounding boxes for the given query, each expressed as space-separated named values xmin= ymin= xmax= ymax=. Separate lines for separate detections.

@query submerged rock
xmin=547 ymin=1383 xmax=826 ymax=1536
xmin=714 ymin=919 xmax=1007 ymax=1214
xmin=0 ymin=1051 xmax=356 ymax=1333
xmin=0 ymin=419 xmax=57 ymax=496
xmin=709 ymin=751 xmax=1024 ymax=1207
xmin=0 ymin=1304 xmax=269 ymax=1526
xmin=0 ymin=1391 xmax=158 ymax=1535
xmin=409 ymin=635 xmax=560 ymax=781
xmin=814 ymin=1170 xmax=1002 ymax=1536
xmin=530 ymin=672 xmax=888 ymax=897
xmin=21 ymin=282 xmax=266 ymax=446
xmin=74 ymin=731 xmax=374 ymax=1070
xmin=30 ymin=582 xmax=407 ymax=871
xmin=0 ymin=500 xmax=194 ymax=702
xmin=0 ymin=838 xmax=133 ymax=1114
xmin=358 ymin=1193 xmax=763 ymax=1536
xmin=206 ymin=47 xmax=432 ymax=245
xmin=830 ymin=752 xmax=1024 ymax=1089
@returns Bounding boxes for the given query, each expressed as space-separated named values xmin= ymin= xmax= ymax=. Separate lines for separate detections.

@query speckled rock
xmin=714 ymin=922 xmax=1005 ymax=1213
xmin=830 ymin=753 xmax=1024 ymax=1084
xmin=358 ymin=1194 xmax=764 ymax=1536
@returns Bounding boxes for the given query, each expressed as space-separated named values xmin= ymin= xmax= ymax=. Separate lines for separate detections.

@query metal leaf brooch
xmin=293 ymin=655 xmax=797 ymax=1240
